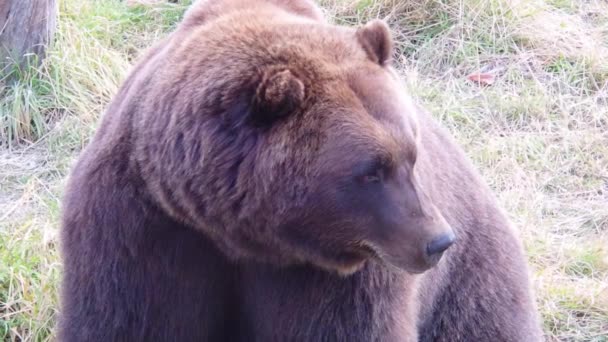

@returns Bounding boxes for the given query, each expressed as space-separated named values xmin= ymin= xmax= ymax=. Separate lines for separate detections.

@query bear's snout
xmin=426 ymin=231 xmax=456 ymax=260
xmin=426 ymin=232 xmax=456 ymax=256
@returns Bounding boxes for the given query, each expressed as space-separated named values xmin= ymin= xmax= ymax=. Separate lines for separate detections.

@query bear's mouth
xmin=359 ymin=244 xmax=380 ymax=259
xmin=356 ymin=242 xmax=437 ymax=274
xmin=353 ymin=242 xmax=384 ymax=264
xmin=338 ymin=244 xmax=377 ymax=264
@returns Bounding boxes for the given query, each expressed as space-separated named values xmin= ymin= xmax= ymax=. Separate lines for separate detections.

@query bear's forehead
xmin=301 ymin=65 xmax=418 ymax=167
xmin=346 ymin=68 xmax=417 ymax=129
xmin=194 ymin=16 xmax=367 ymax=65
xmin=346 ymin=67 xmax=419 ymax=159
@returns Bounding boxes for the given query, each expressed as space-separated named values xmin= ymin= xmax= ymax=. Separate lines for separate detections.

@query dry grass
xmin=1 ymin=0 xmax=607 ymax=340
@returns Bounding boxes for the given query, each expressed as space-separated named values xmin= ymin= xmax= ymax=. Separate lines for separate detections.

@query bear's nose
xmin=426 ymin=232 xmax=456 ymax=256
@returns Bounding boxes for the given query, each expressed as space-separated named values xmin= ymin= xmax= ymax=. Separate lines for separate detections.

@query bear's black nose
xmin=426 ymin=232 xmax=456 ymax=256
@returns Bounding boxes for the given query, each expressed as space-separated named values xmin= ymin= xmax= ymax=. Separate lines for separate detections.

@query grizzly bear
xmin=58 ymin=0 xmax=543 ymax=341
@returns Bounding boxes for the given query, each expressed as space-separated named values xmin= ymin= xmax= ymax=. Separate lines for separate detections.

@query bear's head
xmin=137 ymin=8 xmax=456 ymax=275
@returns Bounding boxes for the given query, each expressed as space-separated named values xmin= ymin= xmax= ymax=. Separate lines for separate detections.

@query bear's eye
xmin=361 ymin=169 xmax=383 ymax=183
xmin=353 ymin=156 xmax=391 ymax=185
xmin=359 ymin=164 xmax=386 ymax=184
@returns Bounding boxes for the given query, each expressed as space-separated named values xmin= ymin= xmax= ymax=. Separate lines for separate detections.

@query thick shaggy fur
xmin=59 ymin=0 xmax=542 ymax=341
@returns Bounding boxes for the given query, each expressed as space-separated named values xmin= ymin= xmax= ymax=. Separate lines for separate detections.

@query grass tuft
xmin=0 ymin=0 xmax=192 ymax=147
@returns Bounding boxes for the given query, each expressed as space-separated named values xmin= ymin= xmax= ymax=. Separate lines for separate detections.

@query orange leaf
xmin=466 ymin=73 xmax=495 ymax=86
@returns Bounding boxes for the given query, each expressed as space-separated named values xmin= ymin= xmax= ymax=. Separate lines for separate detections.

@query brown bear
xmin=58 ymin=0 xmax=543 ymax=341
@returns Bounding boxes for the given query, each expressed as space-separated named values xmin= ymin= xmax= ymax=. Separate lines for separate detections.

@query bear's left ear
xmin=252 ymin=69 xmax=306 ymax=124
xmin=357 ymin=19 xmax=393 ymax=66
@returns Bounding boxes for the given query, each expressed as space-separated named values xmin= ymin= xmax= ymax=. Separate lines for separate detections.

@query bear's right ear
xmin=252 ymin=69 xmax=306 ymax=124
xmin=356 ymin=19 xmax=393 ymax=66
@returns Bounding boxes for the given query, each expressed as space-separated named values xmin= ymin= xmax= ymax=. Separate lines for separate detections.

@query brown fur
xmin=59 ymin=0 xmax=542 ymax=341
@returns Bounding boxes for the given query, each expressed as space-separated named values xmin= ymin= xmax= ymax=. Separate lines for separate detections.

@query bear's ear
xmin=252 ymin=69 xmax=306 ymax=124
xmin=356 ymin=19 xmax=393 ymax=66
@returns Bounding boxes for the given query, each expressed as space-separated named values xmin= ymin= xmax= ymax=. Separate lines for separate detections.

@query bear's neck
xmin=235 ymin=260 xmax=420 ymax=340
